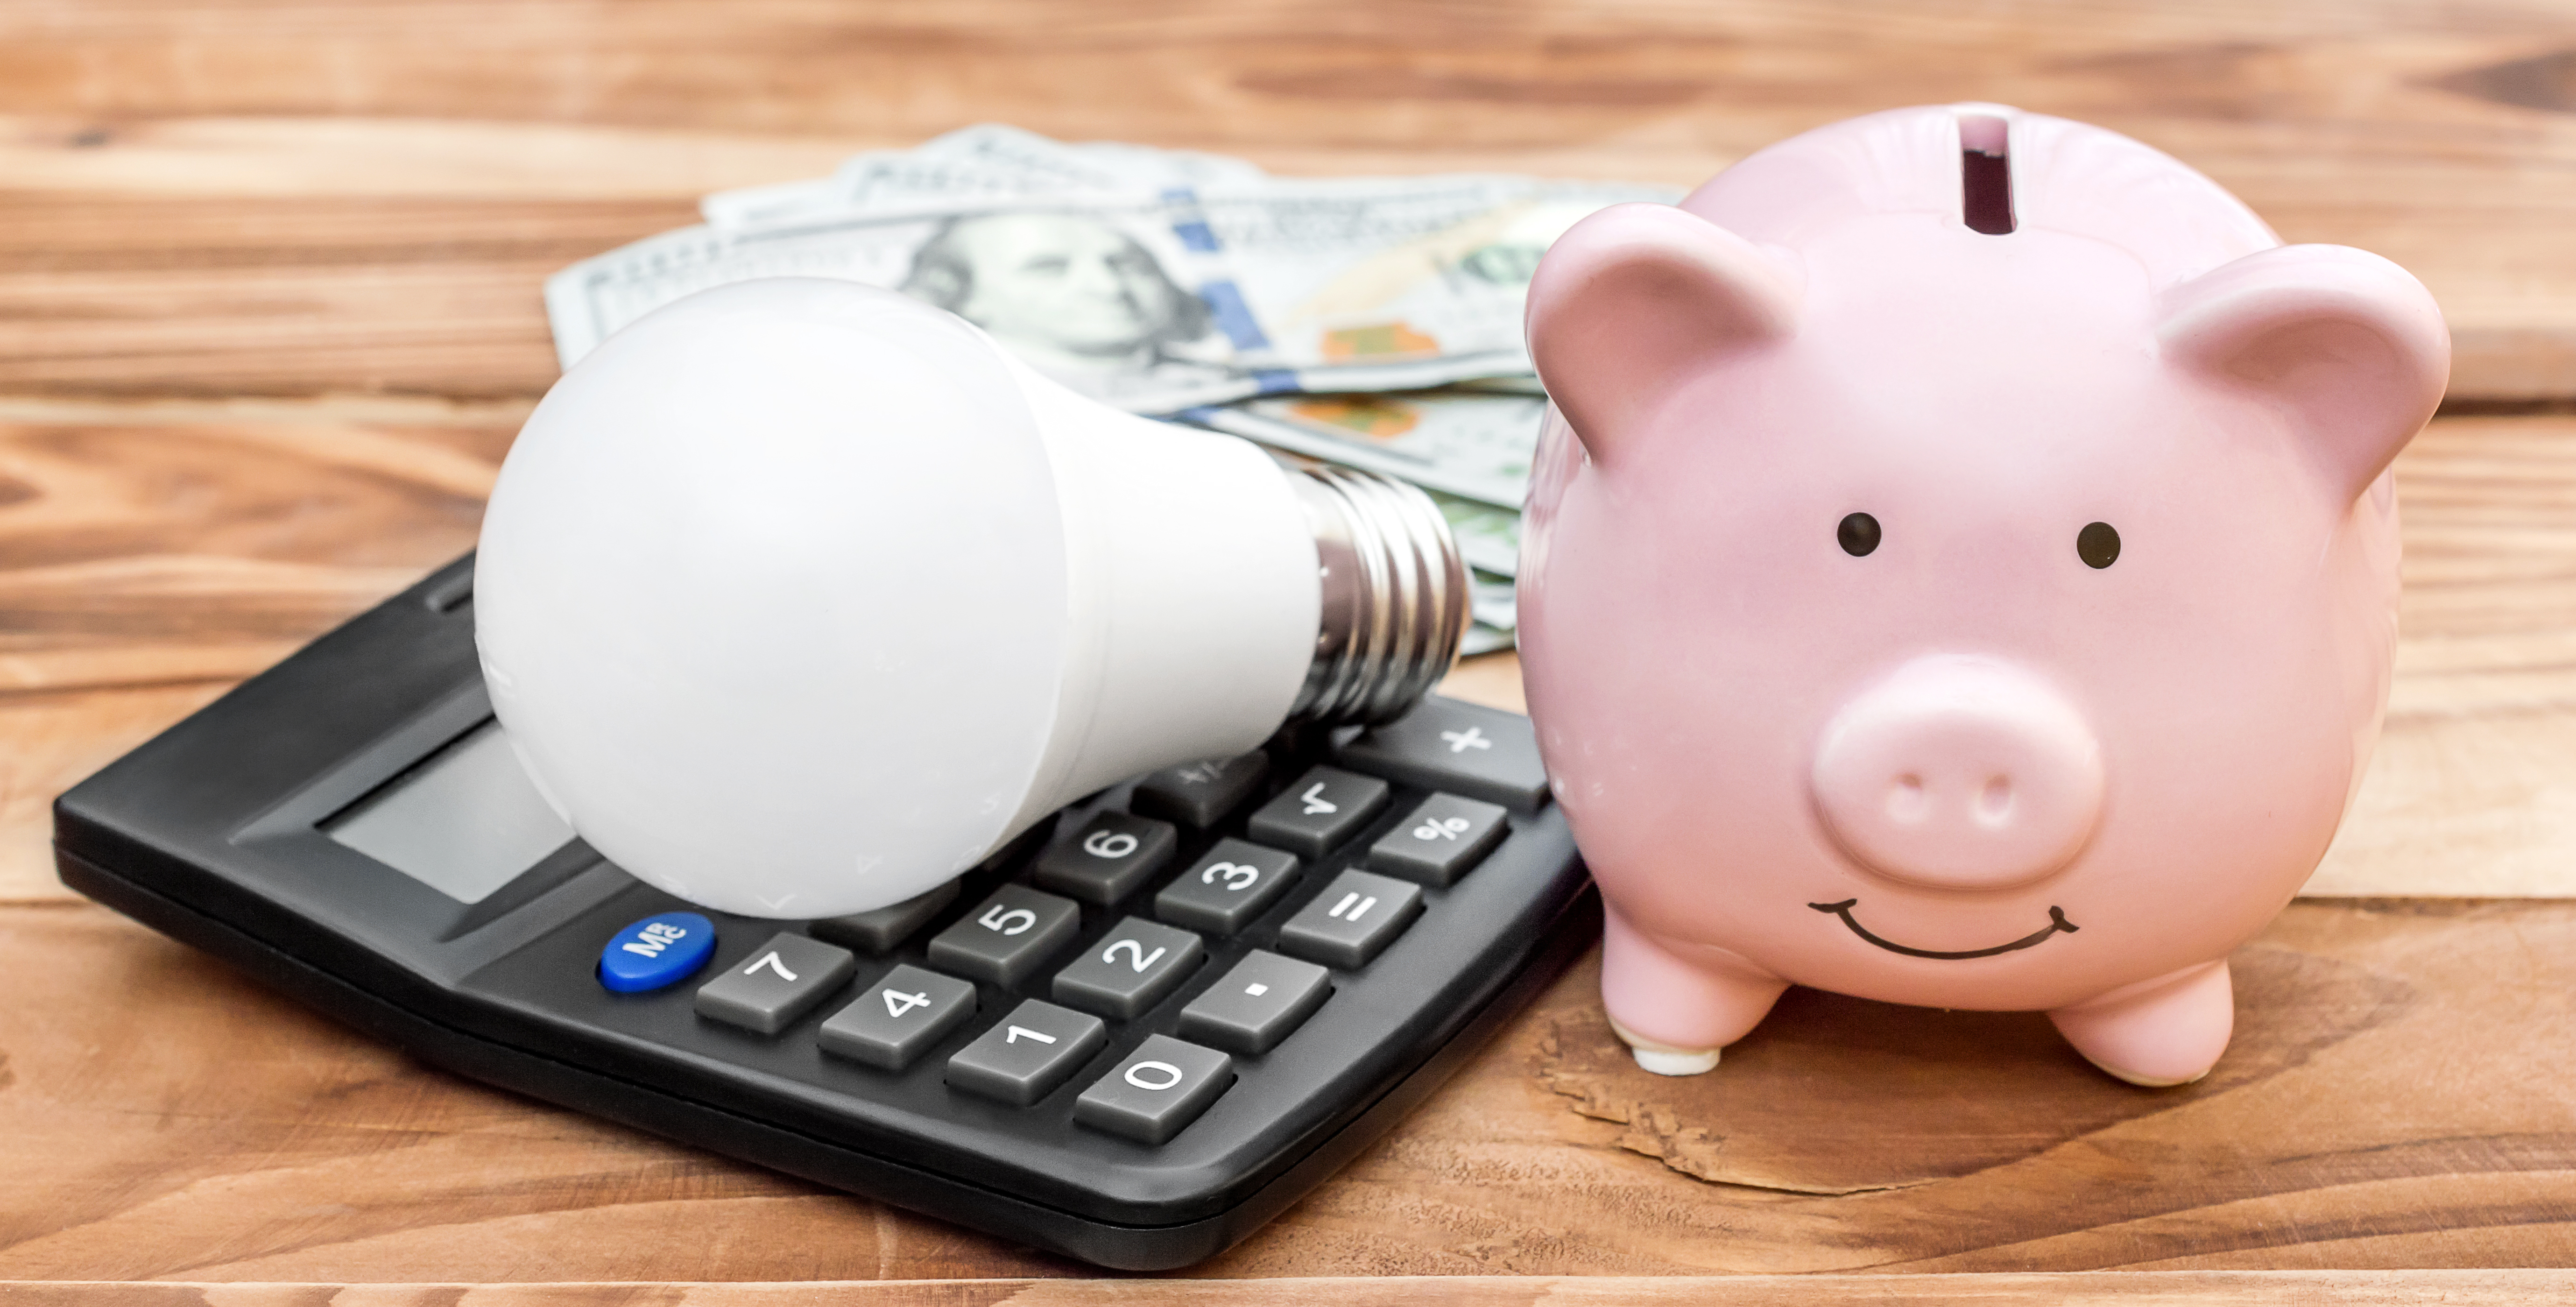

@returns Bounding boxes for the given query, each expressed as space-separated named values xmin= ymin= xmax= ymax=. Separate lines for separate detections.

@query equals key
xmin=1276 ymin=870 xmax=1422 ymax=968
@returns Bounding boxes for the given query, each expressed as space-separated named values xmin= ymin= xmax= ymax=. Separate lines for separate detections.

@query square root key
xmin=1131 ymin=751 xmax=1269 ymax=827
xmin=1332 ymin=696 xmax=1550 ymax=809
xmin=694 ymin=933 xmax=857 ymax=1035
xmin=1074 ymin=1035 xmax=1235 ymax=1145
xmin=945 ymin=999 xmax=1108 ymax=1106
xmin=818 ymin=964 xmax=978 ymax=1071
xmin=1368 ymin=793 xmax=1510 ymax=886
xmin=1246 ymin=765 xmax=1390 ymax=858
xmin=1276 ymin=870 xmax=1423 ymax=968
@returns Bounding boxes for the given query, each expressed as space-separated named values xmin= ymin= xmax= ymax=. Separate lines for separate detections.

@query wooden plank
xmin=3 ymin=1 xmax=2569 ymax=1291
xmin=5 ymin=409 xmax=2569 ymax=902
xmin=2308 ymin=415 xmax=2576 ymax=895
xmin=0 ymin=1271 xmax=2572 ymax=1305
xmin=0 ymin=398 xmax=521 ymax=900
xmin=0 ymin=898 xmax=2567 ymax=1280
xmin=1231 ymin=901 xmax=2576 ymax=1275
xmin=0 ymin=3 xmax=2574 ymax=398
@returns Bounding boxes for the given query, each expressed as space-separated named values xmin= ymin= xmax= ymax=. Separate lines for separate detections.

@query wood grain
xmin=1 ymin=1271 xmax=2575 ymax=1306
xmin=2308 ymin=415 xmax=2576 ymax=895
xmin=6 ymin=1 xmax=2576 ymax=1289
xmin=2 ymin=3 xmax=2576 ymax=397
xmin=0 ymin=898 xmax=2568 ymax=1280
xmin=1224 ymin=900 xmax=2576 ymax=1275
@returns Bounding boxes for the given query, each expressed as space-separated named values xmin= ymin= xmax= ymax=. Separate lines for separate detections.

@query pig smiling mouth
xmin=1807 ymin=899 xmax=2079 ymax=960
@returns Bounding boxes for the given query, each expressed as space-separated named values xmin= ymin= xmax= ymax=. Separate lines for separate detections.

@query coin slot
xmin=1959 ymin=113 xmax=2015 ymax=235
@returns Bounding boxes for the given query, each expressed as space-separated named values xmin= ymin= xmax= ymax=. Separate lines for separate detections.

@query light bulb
xmin=474 ymin=278 xmax=1467 ymax=919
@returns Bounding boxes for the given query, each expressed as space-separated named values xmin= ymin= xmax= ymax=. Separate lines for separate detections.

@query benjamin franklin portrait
xmin=898 ymin=212 xmax=1225 ymax=378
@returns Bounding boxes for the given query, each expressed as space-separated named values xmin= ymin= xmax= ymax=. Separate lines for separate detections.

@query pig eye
xmin=1837 ymin=512 xmax=1881 ymax=557
xmin=2078 ymin=521 xmax=2121 ymax=569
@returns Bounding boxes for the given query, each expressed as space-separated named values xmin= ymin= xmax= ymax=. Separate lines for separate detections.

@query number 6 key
xmin=1032 ymin=811 xmax=1178 ymax=904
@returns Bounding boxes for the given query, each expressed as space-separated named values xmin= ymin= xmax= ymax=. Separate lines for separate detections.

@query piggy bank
xmin=1517 ymin=104 xmax=2448 ymax=1086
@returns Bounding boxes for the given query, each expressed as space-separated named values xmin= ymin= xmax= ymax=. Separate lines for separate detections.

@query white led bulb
xmin=475 ymin=278 xmax=1465 ymax=918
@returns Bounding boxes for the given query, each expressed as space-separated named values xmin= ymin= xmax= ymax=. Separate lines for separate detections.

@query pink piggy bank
xmin=1517 ymin=105 xmax=2448 ymax=1086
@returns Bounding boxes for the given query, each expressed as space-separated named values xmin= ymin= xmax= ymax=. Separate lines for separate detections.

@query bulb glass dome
xmin=477 ymin=278 xmax=1404 ymax=919
xmin=479 ymin=280 xmax=1075 ymax=916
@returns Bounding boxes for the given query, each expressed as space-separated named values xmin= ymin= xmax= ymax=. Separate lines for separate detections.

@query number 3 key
xmin=1154 ymin=839 xmax=1302 ymax=935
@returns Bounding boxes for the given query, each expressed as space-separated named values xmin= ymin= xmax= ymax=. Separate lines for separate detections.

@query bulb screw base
xmin=1287 ymin=466 xmax=1471 ymax=726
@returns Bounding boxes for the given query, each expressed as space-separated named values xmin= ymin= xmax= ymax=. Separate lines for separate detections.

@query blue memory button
xmin=598 ymin=911 xmax=716 ymax=993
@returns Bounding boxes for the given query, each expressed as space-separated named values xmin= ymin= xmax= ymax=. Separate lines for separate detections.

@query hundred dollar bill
xmin=1469 ymin=569 xmax=1518 ymax=632
xmin=1460 ymin=622 xmax=1516 ymax=658
xmin=549 ymin=176 xmax=1674 ymax=414
xmin=1187 ymin=388 xmax=1546 ymax=509
xmin=704 ymin=124 xmax=1269 ymax=228
xmin=1429 ymin=488 xmax=1524 ymax=578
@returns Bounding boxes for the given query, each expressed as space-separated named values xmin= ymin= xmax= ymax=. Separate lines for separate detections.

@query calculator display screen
xmin=323 ymin=720 xmax=576 ymax=903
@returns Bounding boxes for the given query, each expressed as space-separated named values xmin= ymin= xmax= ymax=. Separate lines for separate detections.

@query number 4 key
xmin=819 ymin=964 xmax=978 ymax=1071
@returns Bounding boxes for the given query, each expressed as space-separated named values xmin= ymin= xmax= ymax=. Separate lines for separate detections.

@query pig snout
xmin=1810 ymin=656 xmax=2103 ymax=891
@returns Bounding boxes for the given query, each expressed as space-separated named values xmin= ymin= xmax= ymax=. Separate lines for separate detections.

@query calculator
xmin=52 ymin=553 xmax=1597 ymax=1270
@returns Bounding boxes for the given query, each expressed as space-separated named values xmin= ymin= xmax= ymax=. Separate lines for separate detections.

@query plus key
xmin=1332 ymin=697 xmax=1551 ymax=810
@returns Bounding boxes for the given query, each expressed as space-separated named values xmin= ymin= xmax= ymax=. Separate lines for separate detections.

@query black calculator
xmin=53 ymin=554 xmax=1597 ymax=1270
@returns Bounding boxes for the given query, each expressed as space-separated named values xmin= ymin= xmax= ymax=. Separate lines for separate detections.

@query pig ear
xmin=1526 ymin=204 xmax=1801 ymax=462
xmin=2158 ymin=245 xmax=2449 ymax=502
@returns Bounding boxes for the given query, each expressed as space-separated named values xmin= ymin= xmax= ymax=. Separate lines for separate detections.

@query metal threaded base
xmin=1287 ymin=466 xmax=1470 ymax=726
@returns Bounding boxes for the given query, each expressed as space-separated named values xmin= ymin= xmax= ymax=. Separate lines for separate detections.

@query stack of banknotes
xmin=544 ymin=126 xmax=1683 ymax=655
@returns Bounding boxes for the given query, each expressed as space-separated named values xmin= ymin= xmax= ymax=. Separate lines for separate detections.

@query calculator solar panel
xmin=52 ymin=554 xmax=1597 ymax=1270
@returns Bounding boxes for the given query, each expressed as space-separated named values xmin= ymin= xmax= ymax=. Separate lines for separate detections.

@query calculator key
xmin=598 ymin=911 xmax=716 ymax=994
xmin=1131 ymin=751 xmax=1270 ymax=828
xmin=818 ymin=964 xmax=978 ymax=1071
xmin=1246 ymin=766 xmax=1390 ymax=858
xmin=694 ymin=932 xmax=857 ymax=1035
xmin=809 ymin=880 xmax=958 ymax=954
xmin=945 ymin=999 xmax=1108 ymax=1106
xmin=1074 ymin=1035 xmax=1236 ymax=1145
xmin=1178 ymin=951 xmax=1333 ymax=1055
xmin=1333 ymin=696 xmax=1550 ymax=810
xmin=1277 ymin=870 xmax=1424 ymax=968
xmin=927 ymin=885 xmax=1082 ymax=987
xmin=1051 ymin=918 xmax=1206 ymax=1019
xmin=1030 ymin=812 xmax=1178 ymax=905
xmin=1153 ymin=839 xmax=1302 ymax=936
xmin=1367 ymin=794 xmax=1510 ymax=886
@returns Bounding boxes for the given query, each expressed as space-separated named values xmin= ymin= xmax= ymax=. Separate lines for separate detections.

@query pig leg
xmin=2048 ymin=960 xmax=2234 ymax=1087
xmin=1601 ymin=905 xmax=1789 ymax=1076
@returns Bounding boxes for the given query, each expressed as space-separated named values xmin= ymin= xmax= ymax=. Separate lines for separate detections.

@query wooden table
xmin=4 ymin=2 xmax=2573 ymax=1300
